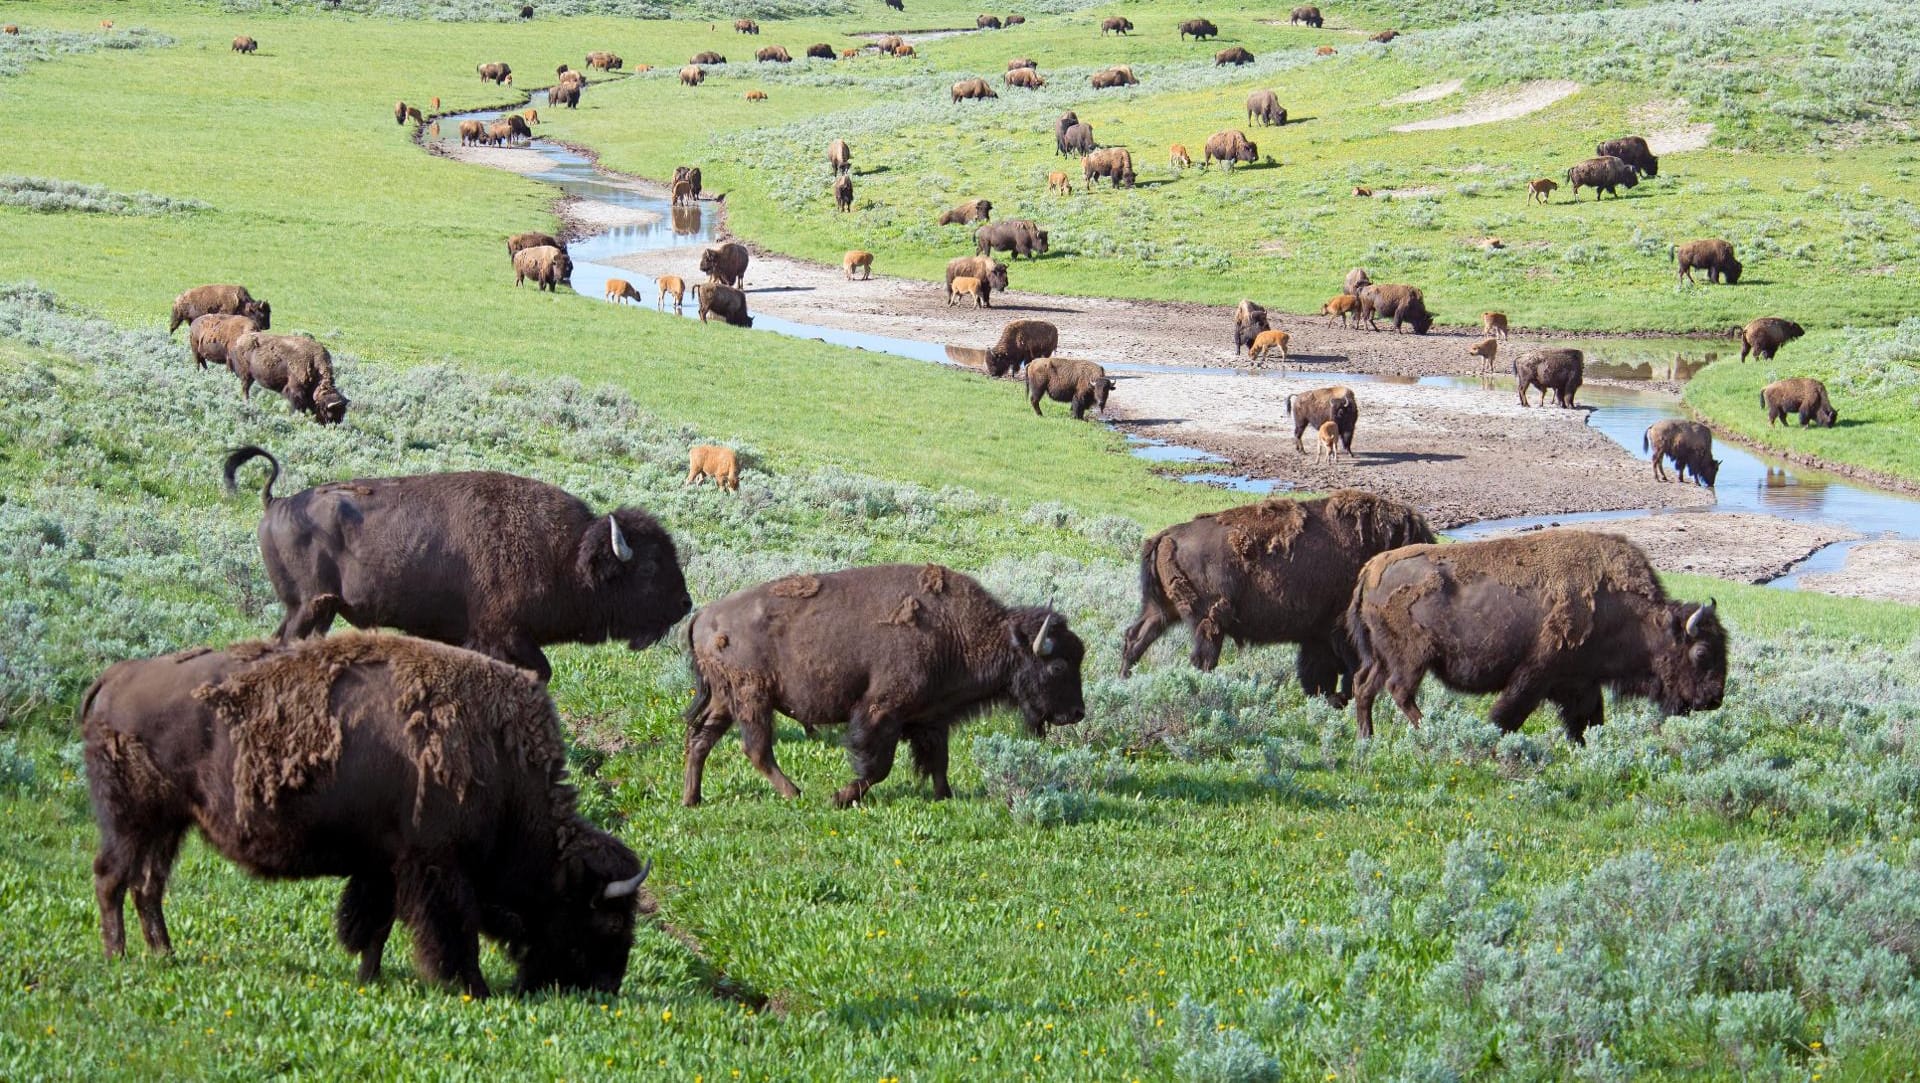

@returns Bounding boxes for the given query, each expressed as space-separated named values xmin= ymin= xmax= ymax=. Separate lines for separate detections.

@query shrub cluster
xmin=0 ymin=175 xmax=206 ymax=216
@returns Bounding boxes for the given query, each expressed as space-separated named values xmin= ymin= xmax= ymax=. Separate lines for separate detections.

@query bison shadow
xmin=855 ymin=165 xmax=892 ymax=176
xmin=743 ymin=285 xmax=815 ymax=295
xmin=1341 ymin=450 xmax=1466 ymax=465
xmin=991 ymin=300 xmax=1082 ymax=314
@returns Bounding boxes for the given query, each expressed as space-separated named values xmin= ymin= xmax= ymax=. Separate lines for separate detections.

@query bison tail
xmin=1642 ymin=426 xmax=1652 ymax=453
xmin=222 ymin=445 xmax=282 ymax=507
xmin=681 ymin=618 xmax=714 ymax=730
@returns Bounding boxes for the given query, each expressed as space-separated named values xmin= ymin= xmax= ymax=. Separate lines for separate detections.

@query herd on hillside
xmin=90 ymin=5 xmax=1856 ymax=1001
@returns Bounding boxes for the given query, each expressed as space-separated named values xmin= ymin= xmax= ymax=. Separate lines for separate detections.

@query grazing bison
xmin=700 ymin=242 xmax=749 ymax=287
xmin=520 ymin=4 xmax=533 ymax=16
xmin=1215 ymin=46 xmax=1254 ymax=65
xmin=891 ymin=43 xmax=916 ymax=57
xmin=1291 ymin=5 xmax=1323 ymax=26
xmin=1317 ymin=44 xmax=1336 ymax=55
xmin=493 ymin=114 xmax=532 ymax=142
xmin=1248 ymin=329 xmax=1290 ymax=365
xmin=948 ymin=275 xmax=989 ymax=307
xmin=1763 ymin=377 xmax=1837 ymax=428
xmin=937 ymin=199 xmax=993 ymax=225
xmin=886 ymin=0 xmax=903 ymax=9
xmin=1596 ymin=135 xmax=1658 ymax=178
xmin=187 ymin=313 xmax=263 ymax=372
xmin=807 ymin=43 xmax=835 ymax=59
xmin=224 ymin=447 xmax=690 ymax=680
xmin=833 ymin=173 xmax=853 ymax=212
xmin=656 ymin=274 xmax=686 ymax=310
xmin=872 ymin=35 xmax=905 ymax=53
xmin=1288 ymin=386 xmax=1357 ymax=454
xmin=1121 ymin=491 xmax=1434 ymax=704
xmin=978 ymin=13 xmax=1002 ymax=28
xmin=734 ymin=17 xmax=759 ymax=33
xmin=1526 ymin=177 xmax=1558 ymax=203
xmin=1675 ymin=238 xmax=1742 ymax=285
xmin=1048 ymin=170 xmax=1072 ymax=194
xmin=1008 ymin=57 xmax=1038 ymax=69
xmin=169 ymin=284 xmax=270 ymax=334
xmin=951 ymin=77 xmax=998 ymax=102
xmin=1357 ymin=283 xmax=1433 ymax=335
xmin=1102 ymin=16 xmax=1133 ymax=34
xmin=1082 ymin=147 xmax=1136 ymax=189
xmin=1005 ymin=67 xmax=1045 ymax=89
xmin=80 ymin=633 xmax=651 ymax=997
xmin=1514 ymin=347 xmax=1584 ymax=408
xmin=844 ymin=250 xmax=874 ymax=280
xmin=1026 ymin=357 xmax=1113 ymax=419
xmin=395 ymin=99 xmax=410 ymax=125
xmin=586 ymin=50 xmax=623 ymax=70
xmin=1246 ymin=89 xmax=1286 ymax=126
xmin=745 ymin=89 xmax=768 ymax=102
xmin=1369 ymin=29 xmax=1397 ymax=42
xmin=459 ymin=119 xmax=487 ymax=145
xmin=226 ymin=333 xmax=349 ymax=426
xmin=1567 ymin=155 xmax=1638 ymax=200
xmin=683 ymin=564 xmax=1084 ymax=807
xmin=1178 ymin=18 xmax=1218 ymax=40
xmin=1644 ymin=419 xmax=1720 ymax=487
xmin=1346 ymin=531 xmax=1727 ymax=741
xmin=508 ymin=231 xmax=563 ymax=257
xmin=512 ymin=245 xmax=573 ymax=291
xmin=477 ymin=61 xmax=512 ymax=84
xmin=1169 ymin=144 xmax=1192 ymax=169
xmin=232 ymin=35 xmax=258 ymax=53
xmin=1202 ymin=129 xmax=1258 ymax=170
xmin=1091 ymin=66 xmax=1138 ymax=88
xmin=1740 ymin=317 xmax=1804 ymax=362
xmin=975 ymin=218 xmax=1049 ymax=260
xmin=987 ymin=319 xmax=1058 ymax=377
xmin=946 ymin=255 xmax=1009 ymax=298
xmin=1058 ymin=122 xmax=1097 ymax=159
xmin=549 ymin=81 xmax=582 ymax=109
xmin=604 ymin=279 xmax=643 ymax=305
xmin=756 ymin=45 xmax=791 ymax=63
xmin=680 ymin=65 xmax=705 ymax=86
xmin=1006 ymin=14 xmax=1025 ymax=25
xmin=1233 ymin=298 xmax=1270 ymax=355
xmin=691 ymin=51 xmax=726 ymax=65
xmin=687 ymin=445 xmax=740 ymax=491
xmin=696 ymin=281 xmax=753 ymax=327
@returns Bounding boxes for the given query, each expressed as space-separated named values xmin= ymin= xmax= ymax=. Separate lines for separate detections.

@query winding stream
xmin=429 ymin=104 xmax=1920 ymax=588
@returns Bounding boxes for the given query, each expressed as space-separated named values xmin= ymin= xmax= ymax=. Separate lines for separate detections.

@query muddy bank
xmin=1471 ymin=512 xmax=1858 ymax=585
xmin=1800 ymin=541 xmax=1920 ymax=605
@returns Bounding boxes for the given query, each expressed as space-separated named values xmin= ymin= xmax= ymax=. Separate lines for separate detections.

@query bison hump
xmin=770 ymin=573 xmax=822 ymax=599
xmin=1224 ymin=499 xmax=1309 ymax=563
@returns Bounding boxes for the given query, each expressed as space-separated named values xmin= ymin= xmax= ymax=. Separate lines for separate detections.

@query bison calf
xmin=948 ymin=275 xmax=989 ymax=308
xmin=843 ymin=250 xmax=874 ymax=280
xmin=1248 ymin=329 xmax=1290 ymax=365
xmin=686 ymin=445 xmax=740 ymax=491
xmin=1026 ymin=357 xmax=1113 ymax=419
xmin=1319 ymin=294 xmax=1357 ymax=327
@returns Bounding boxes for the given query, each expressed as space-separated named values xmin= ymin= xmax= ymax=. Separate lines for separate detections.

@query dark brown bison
xmin=227 ymin=333 xmax=350 ymax=425
xmin=1101 ymin=15 xmax=1133 ymax=33
xmin=1346 ymin=530 xmax=1727 ymax=741
xmin=1026 ymin=357 xmax=1113 ymax=419
xmin=1060 ymin=120 xmax=1096 ymax=154
xmin=1290 ymin=5 xmax=1323 ymax=26
xmin=1123 ymin=492 xmax=1434 ymax=705
xmin=1006 ymin=14 xmax=1025 ymax=25
xmin=832 ymin=173 xmax=853 ymax=212
xmin=672 ymin=164 xmax=704 ymax=197
xmin=756 ymin=45 xmax=791 ymax=62
xmin=1644 ymin=419 xmax=1720 ymax=487
xmin=169 ymin=284 xmax=270 ymax=334
xmin=1596 ymin=135 xmax=1658 ymax=178
xmin=987 ymin=319 xmax=1058 ymax=377
xmin=1008 ymin=56 xmax=1037 ymax=69
xmin=1091 ymin=66 xmax=1138 ymax=88
xmin=187 ymin=312 xmax=263 ymax=372
xmin=1763 ymin=377 xmax=1837 ymax=428
xmin=1082 ymin=147 xmax=1136 ymax=189
xmin=1675 ymin=238 xmax=1742 ymax=285
xmin=1215 ymin=45 xmax=1254 ymax=65
xmin=976 ymin=218 xmax=1049 ymax=260
xmin=1202 ymin=129 xmax=1258 ymax=170
xmin=477 ymin=61 xmax=512 ymax=84
xmin=519 ymin=3 xmax=533 ymax=14
xmin=1369 ymin=28 xmax=1397 ymax=42
xmin=734 ymin=17 xmax=759 ymax=33
xmin=586 ymin=50 xmax=623 ymax=70
xmin=1357 ymin=283 xmax=1433 ymax=335
xmin=1054 ymin=111 xmax=1084 ymax=155
xmin=696 ymin=281 xmax=753 ymax=327
xmin=700 ymin=241 xmax=749 ymax=287
xmin=1233 ymin=298 xmax=1270 ymax=355
xmin=513 ymin=244 xmax=573 ymax=291
xmin=507 ymin=230 xmax=562 ymax=257
xmin=886 ymin=0 xmax=903 ymax=9
xmin=1287 ymin=386 xmax=1357 ymax=454
xmin=1005 ymin=67 xmax=1045 ymax=89
xmin=80 ymin=632 xmax=650 ymax=997
xmin=1246 ymin=89 xmax=1286 ymax=126
xmin=828 ymin=138 xmax=851 ymax=174
xmin=1514 ymin=347 xmax=1584 ymax=408
xmin=683 ymin=564 xmax=1084 ymax=807
xmin=807 ymin=42 xmax=835 ymax=59
xmin=1740 ymin=317 xmax=1804 ymax=362
xmin=548 ymin=80 xmax=581 ymax=109
xmin=951 ymin=77 xmax=998 ymax=102
xmin=691 ymin=51 xmax=726 ymax=65
xmin=937 ymin=198 xmax=993 ymax=226
xmin=232 ymin=35 xmax=258 ymax=53
xmin=1567 ymin=155 xmax=1638 ymax=200
xmin=978 ymin=13 xmax=1002 ymax=28
xmin=1179 ymin=17 xmax=1218 ymax=39
xmin=946 ymin=255 xmax=1009 ymax=298
xmin=223 ymin=447 xmax=691 ymax=681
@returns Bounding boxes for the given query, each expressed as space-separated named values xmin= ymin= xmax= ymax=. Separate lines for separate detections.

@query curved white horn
xmin=609 ymin=515 xmax=633 ymax=561
xmin=603 ymin=859 xmax=651 ymax=899
xmin=1685 ymin=598 xmax=1715 ymax=638
xmin=1030 ymin=592 xmax=1056 ymax=655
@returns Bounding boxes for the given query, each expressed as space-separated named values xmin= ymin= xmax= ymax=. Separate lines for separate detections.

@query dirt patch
xmin=1390 ymin=80 xmax=1580 ymax=132
xmin=434 ymin=143 xmax=554 ymax=174
xmin=1386 ymin=79 xmax=1461 ymax=106
xmin=1631 ymin=99 xmax=1716 ymax=155
xmin=558 ymin=195 xmax=662 ymax=232
xmin=1800 ymin=541 xmax=1920 ymax=605
xmin=1471 ymin=513 xmax=1857 ymax=584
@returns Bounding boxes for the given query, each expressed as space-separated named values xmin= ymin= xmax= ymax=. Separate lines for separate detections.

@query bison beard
xmin=681 ymin=564 xmax=1086 ymax=808
xmin=80 ymin=633 xmax=650 ymax=997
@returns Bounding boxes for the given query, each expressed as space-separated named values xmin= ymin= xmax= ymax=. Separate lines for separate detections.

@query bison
xmin=1101 ymin=15 xmax=1133 ymax=34
xmin=1054 ymin=111 xmax=1083 ymax=155
xmin=1566 ymin=155 xmax=1638 ymax=200
xmin=187 ymin=312 xmax=263 ymax=372
xmin=1596 ymin=135 xmax=1658 ymax=178
xmin=223 ymin=447 xmax=690 ymax=681
xmin=687 ymin=445 xmax=740 ymax=491
xmin=1288 ymin=386 xmax=1357 ymax=454
xmin=232 ymin=35 xmax=258 ymax=53
xmin=946 ymin=255 xmax=1008 ymax=299
xmin=1060 ymin=121 xmax=1096 ymax=156
xmin=1346 ymin=530 xmax=1727 ymax=741
xmin=477 ymin=61 xmax=512 ymax=84
xmin=987 ymin=319 xmax=1057 ymax=377
xmin=978 ymin=13 xmax=1002 ymax=28
xmin=1215 ymin=45 xmax=1254 ymax=65
xmin=951 ymin=77 xmax=998 ymax=102
xmin=507 ymin=231 xmax=563 ymax=257
xmin=1369 ymin=29 xmax=1397 ymax=42
xmin=975 ymin=218 xmax=1048 ymax=260
xmin=1466 ymin=336 xmax=1499 ymax=370
xmin=1290 ymin=5 xmax=1323 ymax=26
xmin=1178 ymin=18 xmax=1218 ymax=39
xmin=1320 ymin=294 xmax=1357 ymax=327
xmin=1082 ymin=147 xmax=1136 ymax=189
xmin=1006 ymin=14 xmax=1025 ymax=25
xmin=1763 ymin=377 xmax=1837 ymax=428
xmin=832 ymin=173 xmax=853 ymax=212
xmin=1121 ymin=491 xmax=1434 ymax=705
xmin=1740 ymin=317 xmax=1804 ymax=362
xmin=1343 ymin=267 xmax=1371 ymax=298
xmin=1246 ymin=89 xmax=1286 ymax=126
xmin=1675 ymin=238 xmax=1742 ymax=285
xmin=844 ymin=250 xmax=874 ymax=280
xmin=1008 ymin=57 xmax=1037 ymax=69
xmin=734 ymin=17 xmax=759 ymax=33
xmin=696 ymin=281 xmax=753 ymax=327
xmin=169 ymin=284 xmax=270 ymax=334
xmin=1091 ymin=66 xmax=1138 ymax=88
xmin=80 ymin=632 xmax=651 ymax=997
xmin=680 ymin=65 xmax=705 ymax=86
xmin=1026 ymin=357 xmax=1113 ymax=419
xmin=1514 ymin=347 xmax=1584 ymax=408
xmin=756 ymin=45 xmax=791 ymax=63
xmin=1202 ymin=129 xmax=1257 ymax=171
xmin=1234 ymin=298 xmax=1270 ymax=355
xmin=227 ymin=332 xmax=350 ymax=426
xmin=948 ymin=275 xmax=989 ymax=307
xmin=682 ymin=564 xmax=1084 ymax=807
xmin=1526 ymin=177 xmax=1558 ymax=203
xmin=937 ymin=198 xmax=993 ymax=226
xmin=1005 ymin=67 xmax=1045 ymax=89
xmin=1482 ymin=311 xmax=1509 ymax=339
xmin=513 ymin=245 xmax=573 ymax=291
xmin=1248 ymin=329 xmax=1290 ymax=365
xmin=1644 ymin=419 xmax=1720 ymax=487
xmin=586 ymin=50 xmax=623 ymax=70
xmin=459 ymin=118 xmax=488 ymax=145
xmin=1357 ymin=283 xmax=1432 ymax=335
xmin=548 ymin=81 xmax=581 ymax=109
xmin=656 ymin=274 xmax=686 ymax=310
xmin=700 ymin=242 xmax=749 ymax=287
xmin=807 ymin=43 xmax=835 ymax=59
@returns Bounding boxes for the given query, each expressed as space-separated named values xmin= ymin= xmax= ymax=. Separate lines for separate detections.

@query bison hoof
xmin=831 ymin=787 xmax=864 ymax=808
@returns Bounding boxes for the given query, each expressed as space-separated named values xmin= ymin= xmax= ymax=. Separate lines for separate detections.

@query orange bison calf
xmin=686 ymin=445 xmax=741 ymax=491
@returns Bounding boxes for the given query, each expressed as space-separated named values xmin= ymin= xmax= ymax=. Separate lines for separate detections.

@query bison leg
xmin=92 ymin=839 xmax=135 ymax=958
xmin=130 ymin=824 xmax=186 ymax=954
xmin=1550 ymin=685 xmax=1604 ymax=745
xmin=834 ymin=710 xmax=901 ymax=808
xmin=337 ymin=868 xmax=397 ymax=983
xmin=738 ymin=710 xmax=801 ymax=800
xmin=1119 ymin=603 xmax=1172 ymax=679
xmin=398 ymin=861 xmax=488 ymax=998
xmin=276 ymin=592 xmax=341 ymax=642
xmin=1486 ymin=680 xmax=1548 ymax=734
xmin=1296 ymin=640 xmax=1349 ymax=708
xmin=682 ymin=715 xmax=732 ymax=807
xmin=1351 ymin=661 xmax=1386 ymax=740
xmin=1385 ymin=671 xmax=1426 ymax=730
xmin=905 ymin=724 xmax=952 ymax=800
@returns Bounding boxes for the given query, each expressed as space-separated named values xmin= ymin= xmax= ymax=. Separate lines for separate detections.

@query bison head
xmin=512 ymin=831 xmax=648 ymax=995
xmin=1408 ymin=308 xmax=1434 ymax=335
xmin=1090 ymin=377 xmax=1114 ymax=414
xmin=553 ymin=251 xmax=575 ymax=282
xmin=312 ymin=381 xmax=349 ymax=426
xmin=1695 ymin=457 xmax=1722 ymax=487
xmin=1240 ymin=141 xmax=1258 ymax=162
xmin=1652 ymin=599 xmax=1727 ymax=716
xmin=1724 ymin=257 xmax=1743 ymax=285
xmin=1005 ymin=607 xmax=1086 ymax=733
xmin=1035 ymin=230 xmax=1050 ymax=253
xmin=987 ymin=263 xmax=1009 ymax=290
xmin=576 ymin=510 xmax=693 ymax=651
xmin=1815 ymin=402 xmax=1837 ymax=427
xmin=243 ymin=299 xmax=271 ymax=330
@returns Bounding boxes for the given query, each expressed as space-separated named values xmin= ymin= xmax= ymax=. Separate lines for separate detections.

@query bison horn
xmin=1030 ymin=592 xmax=1056 ymax=655
xmin=609 ymin=515 xmax=633 ymax=561
xmin=603 ymin=859 xmax=651 ymax=899
xmin=1685 ymin=598 xmax=1716 ymax=638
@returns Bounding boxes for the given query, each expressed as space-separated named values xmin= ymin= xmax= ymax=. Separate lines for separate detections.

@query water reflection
xmin=671 ymin=206 xmax=703 ymax=236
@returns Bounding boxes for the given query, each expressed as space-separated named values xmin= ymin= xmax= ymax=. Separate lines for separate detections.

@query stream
xmin=429 ymin=102 xmax=1920 ymax=590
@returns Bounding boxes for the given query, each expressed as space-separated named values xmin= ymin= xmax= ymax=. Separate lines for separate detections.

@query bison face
xmin=1091 ymin=378 xmax=1114 ymax=414
xmin=988 ymin=265 xmax=1010 ymax=290
xmin=244 ymin=299 xmax=271 ymax=330
xmin=515 ymin=839 xmax=648 ymax=995
xmin=577 ymin=511 xmax=694 ymax=650
xmin=1408 ymin=310 xmax=1433 ymax=335
xmin=1724 ymin=259 xmax=1743 ymax=285
xmin=1006 ymin=608 xmax=1086 ymax=734
xmin=1697 ymin=458 xmax=1722 ymax=488
xmin=1658 ymin=600 xmax=1727 ymax=715
xmin=1816 ymin=404 xmax=1837 ymax=427
xmin=313 ymin=384 xmax=349 ymax=426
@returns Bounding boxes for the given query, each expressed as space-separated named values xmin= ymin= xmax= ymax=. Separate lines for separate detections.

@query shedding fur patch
xmin=770 ymin=574 xmax=821 ymax=599
xmin=919 ymin=564 xmax=948 ymax=594
xmin=883 ymin=596 xmax=923 ymax=627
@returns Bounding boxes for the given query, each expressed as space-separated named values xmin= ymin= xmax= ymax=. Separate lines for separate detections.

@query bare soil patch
xmin=1472 ymin=513 xmax=1858 ymax=584
xmin=1801 ymin=541 xmax=1920 ymax=605
xmin=1390 ymin=80 xmax=1580 ymax=132
xmin=1385 ymin=79 xmax=1461 ymax=106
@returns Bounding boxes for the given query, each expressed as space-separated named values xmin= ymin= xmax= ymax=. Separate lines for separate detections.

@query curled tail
xmin=222 ymin=446 xmax=282 ymax=507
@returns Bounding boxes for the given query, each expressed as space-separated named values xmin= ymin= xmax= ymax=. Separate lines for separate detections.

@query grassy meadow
xmin=2 ymin=1 xmax=1920 ymax=1079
